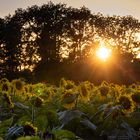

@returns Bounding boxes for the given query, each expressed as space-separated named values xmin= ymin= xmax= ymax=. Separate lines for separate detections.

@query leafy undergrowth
xmin=0 ymin=78 xmax=140 ymax=140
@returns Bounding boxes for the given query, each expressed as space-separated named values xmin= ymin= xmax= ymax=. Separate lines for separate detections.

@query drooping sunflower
xmin=0 ymin=78 xmax=9 ymax=84
xmin=11 ymin=79 xmax=25 ymax=94
xmin=79 ymin=82 xmax=91 ymax=102
xmin=101 ymin=81 xmax=109 ymax=86
xmin=99 ymin=85 xmax=109 ymax=96
xmin=32 ymin=83 xmax=46 ymax=95
xmin=60 ymin=78 xmax=76 ymax=90
xmin=59 ymin=78 xmax=67 ymax=88
xmin=23 ymin=84 xmax=35 ymax=98
xmin=61 ymin=89 xmax=78 ymax=109
xmin=113 ymin=85 xmax=124 ymax=99
xmin=0 ymin=81 xmax=11 ymax=92
xmin=28 ymin=84 xmax=34 ymax=93
xmin=30 ymin=95 xmax=44 ymax=107
xmin=39 ymin=87 xmax=54 ymax=102
xmin=117 ymin=94 xmax=135 ymax=114
xmin=65 ymin=80 xmax=75 ymax=90
xmin=2 ymin=91 xmax=14 ymax=109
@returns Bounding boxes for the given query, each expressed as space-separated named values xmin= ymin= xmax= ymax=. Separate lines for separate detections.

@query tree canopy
xmin=0 ymin=2 xmax=140 ymax=84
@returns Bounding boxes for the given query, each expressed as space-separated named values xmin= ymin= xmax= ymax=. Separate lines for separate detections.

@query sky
xmin=0 ymin=0 xmax=140 ymax=21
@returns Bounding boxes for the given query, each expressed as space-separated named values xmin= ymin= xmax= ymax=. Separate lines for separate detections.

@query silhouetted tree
xmin=0 ymin=18 xmax=5 ymax=78
xmin=61 ymin=6 xmax=95 ymax=62
xmin=0 ymin=2 xmax=140 ymax=83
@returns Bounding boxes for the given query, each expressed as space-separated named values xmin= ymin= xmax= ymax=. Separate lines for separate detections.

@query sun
xmin=96 ymin=46 xmax=111 ymax=61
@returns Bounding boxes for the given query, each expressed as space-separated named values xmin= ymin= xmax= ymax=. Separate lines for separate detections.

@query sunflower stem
xmin=32 ymin=105 xmax=35 ymax=125
xmin=74 ymin=94 xmax=79 ymax=109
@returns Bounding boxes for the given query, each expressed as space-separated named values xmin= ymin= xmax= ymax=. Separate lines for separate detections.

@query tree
xmin=1 ymin=9 xmax=26 ymax=79
xmin=1 ymin=2 xmax=140 ymax=83
xmin=0 ymin=18 xmax=5 ymax=78
xmin=61 ymin=6 xmax=96 ymax=62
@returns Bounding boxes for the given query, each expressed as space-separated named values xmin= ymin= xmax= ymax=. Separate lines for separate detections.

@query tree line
xmin=0 ymin=2 xmax=140 ymax=84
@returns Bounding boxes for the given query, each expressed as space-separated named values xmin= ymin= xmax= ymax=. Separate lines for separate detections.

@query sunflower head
xmin=30 ymin=96 xmax=44 ymax=107
xmin=35 ymin=96 xmax=43 ymax=107
xmin=117 ymin=95 xmax=135 ymax=114
xmin=101 ymin=81 xmax=109 ymax=86
xmin=131 ymin=92 xmax=140 ymax=104
xmin=39 ymin=87 xmax=54 ymax=101
xmin=65 ymin=80 xmax=75 ymax=90
xmin=23 ymin=122 xmax=37 ymax=136
xmin=79 ymin=82 xmax=91 ymax=102
xmin=0 ymin=78 xmax=9 ymax=84
xmin=24 ymin=85 xmax=29 ymax=93
xmin=12 ymin=79 xmax=24 ymax=91
xmin=60 ymin=78 xmax=75 ymax=90
xmin=1 ymin=82 xmax=10 ymax=92
xmin=59 ymin=78 xmax=67 ymax=87
xmin=99 ymin=85 xmax=109 ymax=96
xmin=129 ymin=84 xmax=137 ymax=89
xmin=29 ymin=84 xmax=34 ymax=93
xmin=2 ymin=91 xmax=14 ymax=109
xmin=61 ymin=90 xmax=78 ymax=109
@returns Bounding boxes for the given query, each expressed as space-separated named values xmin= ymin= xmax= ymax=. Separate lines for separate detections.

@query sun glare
xmin=96 ymin=42 xmax=111 ymax=61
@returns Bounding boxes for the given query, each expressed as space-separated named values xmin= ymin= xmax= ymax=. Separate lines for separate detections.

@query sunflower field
xmin=0 ymin=78 xmax=140 ymax=140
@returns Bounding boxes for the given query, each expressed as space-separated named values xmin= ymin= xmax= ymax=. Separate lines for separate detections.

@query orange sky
xmin=0 ymin=0 xmax=140 ymax=21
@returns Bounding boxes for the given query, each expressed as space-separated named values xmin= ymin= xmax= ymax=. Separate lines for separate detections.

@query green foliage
xmin=5 ymin=125 xmax=23 ymax=140
xmin=0 ymin=118 xmax=13 ymax=138
xmin=16 ymin=136 xmax=40 ymax=140
xmin=58 ymin=110 xmax=85 ymax=128
xmin=52 ymin=130 xmax=76 ymax=140
xmin=34 ymin=115 xmax=48 ymax=132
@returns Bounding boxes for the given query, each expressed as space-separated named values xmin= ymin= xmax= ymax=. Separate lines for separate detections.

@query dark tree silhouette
xmin=0 ymin=2 xmax=140 ymax=84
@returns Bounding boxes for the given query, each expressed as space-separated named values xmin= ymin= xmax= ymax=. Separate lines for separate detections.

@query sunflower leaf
xmin=58 ymin=110 xmax=84 ymax=128
xmin=80 ymin=119 xmax=97 ymax=130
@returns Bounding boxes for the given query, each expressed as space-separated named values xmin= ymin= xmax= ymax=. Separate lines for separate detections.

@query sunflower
xmin=9 ymin=84 xmax=15 ymax=95
xmin=79 ymin=82 xmax=90 ymax=102
xmin=117 ymin=94 xmax=135 ymax=114
xmin=61 ymin=90 xmax=78 ymax=109
xmin=30 ymin=95 xmax=44 ymax=107
xmin=99 ymin=85 xmax=109 ymax=96
xmin=1 ymin=81 xmax=11 ymax=92
xmin=24 ymin=84 xmax=30 ymax=93
xmin=11 ymin=79 xmax=25 ymax=94
xmin=28 ymin=84 xmax=34 ymax=93
xmin=129 ymin=84 xmax=137 ymax=89
xmin=0 ymin=78 xmax=9 ymax=84
xmin=23 ymin=84 xmax=35 ymax=98
xmin=23 ymin=122 xmax=37 ymax=136
xmin=113 ymin=85 xmax=124 ymax=99
xmin=101 ymin=81 xmax=109 ymax=86
xmin=60 ymin=78 xmax=76 ymax=90
xmin=32 ymin=83 xmax=46 ymax=95
xmin=59 ymin=78 xmax=67 ymax=87
xmin=65 ymin=80 xmax=75 ymax=90
xmin=2 ymin=91 xmax=14 ymax=109
xmin=39 ymin=87 xmax=53 ymax=101
xmin=131 ymin=91 xmax=140 ymax=105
